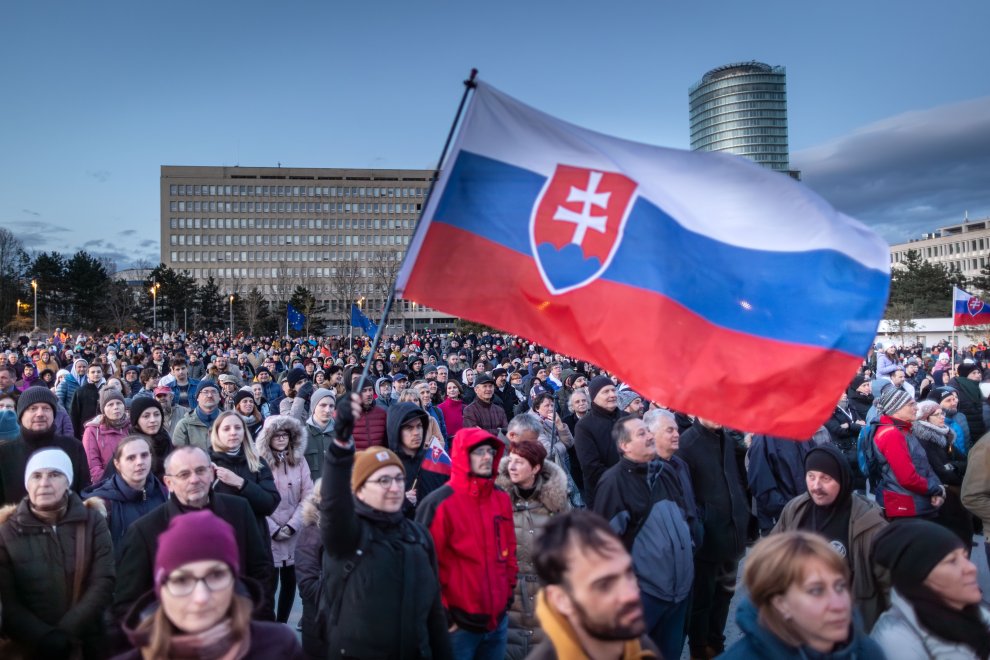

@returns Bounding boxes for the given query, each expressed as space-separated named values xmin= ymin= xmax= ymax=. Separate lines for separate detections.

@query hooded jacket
xmin=387 ymin=403 xmax=451 ymax=518
xmin=721 ymin=597 xmax=885 ymax=660
xmin=773 ymin=443 xmax=890 ymax=631
xmin=495 ymin=456 xmax=569 ymax=660
xmin=416 ymin=428 xmax=519 ymax=633
xmin=874 ymin=415 xmax=943 ymax=518
xmin=0 ymin=493 xmax=115 ymax=657
xmin=871 ymin=589 xmax=990 ymax=660
xmin=81 ymin=415 xmax=132 ymax=483
xmin=81 ymin=472 xmax=168 ymax=561
xmin=255 ymin=415 xmax=315 ymax=566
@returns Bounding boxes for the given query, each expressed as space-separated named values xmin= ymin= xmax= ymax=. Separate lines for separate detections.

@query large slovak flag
xmin=396 ymin=81 xmax=890 ymax=437
xmin=953 ymin=286 xmax=990 ymax=326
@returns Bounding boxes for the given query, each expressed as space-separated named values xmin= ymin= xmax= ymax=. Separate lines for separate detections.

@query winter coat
xmin=387 ymin=403 xmax=451 ymax=518
xmin=496 ymin=457 xmax=570 ymax=660
xmin=774 ymin=492 xmax=889 ymax=630
xmin=721 ymin=597 xmax=885 ymax=660
xmin=962 ymin=433 xmax=990 ymax=538
xmin=171 ymin=408 xmax=213 ymax=452
xmin=70 ymin=381 xmax=103 ymax=439
xmin=874 ymin=416 xmax=943 ymax=518
xmin=209 ymin=445 xmax=281 ymax=541
xmin=113 ymin=493 xmax=274 ymax=620
xmin=115 ymin=588 xmax=304 ymax=660
xmin=303 ymin=417 xmax=334 ymax=480
xmin=462 ymin=397 xmax=509 ymax=437
xmin=320 ymin=442 xmax=453 ymax=659
xmin=294 ymin=490 xmax=325 ymax=658
xmin=81 ymin=417 xmax=131 ymax=483
xmin=352 ymin=402 xmax=388 ymax=450
xmin=826 ymin=405 xmax=864 ymax=453
xmin=255 ymin=415 xmax=314 ymax=566
xmin=0 ymin=493 xmax=115 ymax=659
xmin=574 ymin=403 xmax=627 ymax=506
xmin=437 ymin=399 xmax=464 ymax=438
xmin=417 ymin=428 xmax=519 ymax=634
xmin=594 ymin=457 xmax=695 ymax=604
xmin=747 ymin=435 xmax=814 ymax=532
xmin=871 ymin=589 xmax=990 ymax=660
xmin=676 ymin=420 xmax=750 ymax=563
xmin=950 ymin=376 xmax=987 ymax=443
xmin=0 ymin=430 xmax=91 ymax=505
xmin=54 ymin=404 xmax=75 ymax=438
xmin=56 ymin=372 xmax=83 ymax=412
xmin=81 ymin=473 xmax=168 ymax=561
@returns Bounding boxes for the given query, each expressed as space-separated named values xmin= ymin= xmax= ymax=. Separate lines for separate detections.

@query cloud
xmin=88 ymin=170 xmax=111 ymax=183
xmin=793 ymin=96 xmax=990 ymax=243
xmin=21 ymin=209 xmax=40 ymax=217
xmin=139 ymin=239 xmax=157 ymax=248
xmin=120 ymin=229 xmax=137 ymax=236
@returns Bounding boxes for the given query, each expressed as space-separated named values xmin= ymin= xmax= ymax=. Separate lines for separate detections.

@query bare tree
xmin=100 ymin=278 xmax=140 ymax=330
xmin=240 ymin=287 xmax=268 ymax=336
xmin=327 ymin=261 xmax=364 ymax=326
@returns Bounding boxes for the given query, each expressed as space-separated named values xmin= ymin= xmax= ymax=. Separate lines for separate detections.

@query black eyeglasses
xmin=367 ymin=474 xmax=405 ymax=489
xmin=163 ymin=566 xmax=233 ymax=597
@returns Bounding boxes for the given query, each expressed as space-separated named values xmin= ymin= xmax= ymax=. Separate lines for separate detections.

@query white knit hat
xmin=24 ymin=448 xmax=73 ymax=491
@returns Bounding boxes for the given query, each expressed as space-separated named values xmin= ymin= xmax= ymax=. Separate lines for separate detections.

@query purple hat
xmin=154 ymin=510 xmax=239 ymax=595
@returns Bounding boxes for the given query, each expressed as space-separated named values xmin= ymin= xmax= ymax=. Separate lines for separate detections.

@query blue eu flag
xmin=287 ymin=303 xmax=306 ymax=331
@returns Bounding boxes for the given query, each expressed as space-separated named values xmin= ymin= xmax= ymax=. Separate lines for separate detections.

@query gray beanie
xmin=617 ymin=389 xmax=642 ymax=411
xmin=311 ymin=388 xmax=336 ymax=410
xmin=16 ymin=386 xmax=58 ymax=422
xmin=877 ymin=387 xmax=914 ymax=416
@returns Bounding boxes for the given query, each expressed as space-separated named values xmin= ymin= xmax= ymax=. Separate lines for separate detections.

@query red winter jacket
xmin=351 ymin=402 xmax=387 ymax=451
xmin=416 ymin=428 xmax=518 ymax=633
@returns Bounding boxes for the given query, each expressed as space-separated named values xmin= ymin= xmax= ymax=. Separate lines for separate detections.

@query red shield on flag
xmin=969 ymin=296 xmax=985 ymax=316
xmin=529 ymin=165 xmax=638 ymax=295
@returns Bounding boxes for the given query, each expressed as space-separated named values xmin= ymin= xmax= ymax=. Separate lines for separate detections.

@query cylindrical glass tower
xmin=689 ymin=61 xmax=790 ymax=172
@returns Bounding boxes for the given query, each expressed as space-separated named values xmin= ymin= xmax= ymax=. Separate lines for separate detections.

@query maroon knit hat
xmin=154 ymin=510 xmax=239 ymax=594
xmin=510 ymin=438 xmax=547 ymax=469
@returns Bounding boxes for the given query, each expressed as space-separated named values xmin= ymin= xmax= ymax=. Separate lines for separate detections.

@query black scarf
xmin=899 ymin=581 xmax=990 ymax=659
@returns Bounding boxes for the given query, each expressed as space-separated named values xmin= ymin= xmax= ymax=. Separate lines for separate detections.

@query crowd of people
xmin=0 ymin=328 xmax=988 ymax=658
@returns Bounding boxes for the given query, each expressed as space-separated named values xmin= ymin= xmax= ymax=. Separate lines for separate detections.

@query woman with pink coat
xmin=82 ymin=388 xmax=131 ymax=482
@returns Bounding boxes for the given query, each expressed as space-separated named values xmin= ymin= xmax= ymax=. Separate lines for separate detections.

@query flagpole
xmin=356 ymin=68 xmax=478 ymax=389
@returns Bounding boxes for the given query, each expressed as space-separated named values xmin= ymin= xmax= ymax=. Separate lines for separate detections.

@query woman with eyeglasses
xmin=116 ymin=509 xmax=302 ymax=659
xmin=915 ymin=400 xmax=973 ymax=546
xmin=255 ymin=415 xmax=314 ymax=624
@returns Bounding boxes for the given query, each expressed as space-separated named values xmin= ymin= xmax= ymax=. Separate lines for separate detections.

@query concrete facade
xmin=890 ymin=216 xmax=990 ymax=277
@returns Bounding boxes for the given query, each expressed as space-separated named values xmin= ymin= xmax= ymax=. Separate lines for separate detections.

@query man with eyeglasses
xmin=417 ymin=428 xmax=518 ymax=659
xmin=319 ymin=392 xmax=453 ymax=658
xmin=114 ymin=445 xmax=274 ymax=622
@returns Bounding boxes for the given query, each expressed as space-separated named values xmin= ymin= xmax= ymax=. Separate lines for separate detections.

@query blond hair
xmin=139 ymin=592 xmax=252 ymax=658
xmin=210 ymin=410 xmax=262 ymax=473
xmin=744 ymin=531 xmax=850 ymax=647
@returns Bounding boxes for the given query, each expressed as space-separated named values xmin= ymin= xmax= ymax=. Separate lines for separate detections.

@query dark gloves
xmin=297 ymin=381 xmax=315 ymax=403
xmin=335 ymin=393 xmax=356 ymax=442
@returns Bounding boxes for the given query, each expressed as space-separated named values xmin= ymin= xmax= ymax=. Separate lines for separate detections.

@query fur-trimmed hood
xmin=496 ymin=456 xmax=569 ymax=514
xmin=254 ymin=414 xmax=308 ymax=464
xmin=0 ymin=492 xmax=107 ymax=527
xmin=301 ymin=477 xmax=322 ymax=528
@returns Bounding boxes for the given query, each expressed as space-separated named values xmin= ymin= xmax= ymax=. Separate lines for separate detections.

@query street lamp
xmin=150 ymin=282 xmax=160 ymax=331
xmin=30 ymin=279 xmax=37 ymax=331
xmin=229 ymin=295 xmax=235 ymax=336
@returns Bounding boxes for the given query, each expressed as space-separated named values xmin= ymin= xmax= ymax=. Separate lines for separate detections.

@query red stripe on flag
xmin=404 ymin=223 xmax=860 ymax=438
xmin=954 ymin=313 xmax=990 ymax=327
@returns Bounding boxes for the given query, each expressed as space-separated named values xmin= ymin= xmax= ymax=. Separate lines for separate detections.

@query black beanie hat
xmin=805 ymin=446 xmax=844 ymax=483
xmin=588 ymin=375 xmax=613 ymax=402
xmin=129 ymin=397 xmax=164 ymax=427
xmin=958 ymin=361 xmax=981 ymax=379
xmin=233 ymin=390 xmax=255 ymax=407
xmin=287 ymin=367 xmax=307 ymax=390
xmin=872 ymin=519 xmax=964 ymax=591
xmin=16 ymin=386 xmax=57 ymax=422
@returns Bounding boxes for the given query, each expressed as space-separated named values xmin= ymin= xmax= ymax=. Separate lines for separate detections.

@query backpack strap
xmin=71 ymin=521 xmax=87 ymax=606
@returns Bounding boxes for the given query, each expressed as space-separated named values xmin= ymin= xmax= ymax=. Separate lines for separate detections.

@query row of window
xmin=698 ymin=137 xmax=790 ymax=152
xmin=690 ymin=92 xmax=786 ymax=117
xmin=689 ymin=99 xmax=788 ymax=124
xmin=891 ymin=238 xmax=990 ymax=263
xmin=689 ymin=81 xmax=786 ymax=108
xmin=168 ymin=184 xmax=426 ymax=199
xmin=691 ymin=120 xmax=788 ymax=143
xmin=170 ymin=233 xmax=410 ymax=247
xmin=169 ymin=247 xmax=408 ymax=263
xmin=168 ymin=200 xmax=422 ymax=214
xmin=168 ymin=217 xmax=415 ymax=231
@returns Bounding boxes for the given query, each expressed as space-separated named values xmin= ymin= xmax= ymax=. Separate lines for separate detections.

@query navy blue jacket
xmin=747 ymin=435 xmax=814 ymax=532
xmin=82 ymin=473 xmax=168 ymax=560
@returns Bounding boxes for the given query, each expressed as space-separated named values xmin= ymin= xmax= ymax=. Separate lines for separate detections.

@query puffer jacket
xmin=81 ymin=417 xmax=132 ymax=483
xmin=416 ymin=428 xmax=518 ymax=634
xmin=495 ymin=457 xmax=570 ymax=660
xmin=721 ymin=597 xmax=885 ymax=660
xmin=0 ymin=493 xmax=115 ymax=659
xmin=874 ymin=415 xmax=943 ymax=518
xmin=871 ymin=589 xmax=990 ymax=659
xmin=352 ymin=401 xmax=387 ymax=450
xmin=294 ymin=485 xmax=325 ymax=659
xmin=81 ymin=472 xmax=168 ymax=561
xmin=255 ymin=415 xmax=315 ymax=566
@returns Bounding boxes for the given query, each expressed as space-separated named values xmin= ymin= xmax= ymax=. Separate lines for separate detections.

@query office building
xmin=160 ymin=165 xmax=453 ymax=329
xmin=689 ymin=61 xmax=792 ymax=173
xmin=889 ymin=216 xmax=990 ymax=277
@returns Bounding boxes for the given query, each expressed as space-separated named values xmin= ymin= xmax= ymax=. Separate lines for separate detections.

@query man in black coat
xmin=675 ymin=418 xmax=750 ymax=659
xmin=113 ymin=446 xmax=274 ymax=620
xmin=574 ymin=375 xmax=626 ymax=507
xmin=0 ymin=386 xmax=90 ymax=504
xmin=949 ymin=361 xmax=986 ymax=447
xmin=70 ymin=362 xmax=105 ymax=438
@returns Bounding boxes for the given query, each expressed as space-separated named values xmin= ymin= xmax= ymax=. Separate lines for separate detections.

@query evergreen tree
xmin=196 ymin=276 xmax=225 ymax=330
xmin=888 ymin=249 xmax=965 ymax=318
